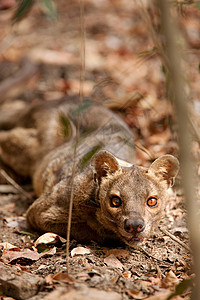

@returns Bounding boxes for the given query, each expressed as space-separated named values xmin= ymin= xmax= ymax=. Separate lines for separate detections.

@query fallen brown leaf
xmin=104 ymin=254 xmax=124 ymax=270
xmin=161 ymin=270 xmax=180 ymax=289
xmin=126 ymin=289 xmax=146 ymax=299
xmin=104 ymin=248 xmax=129 ymax=259
xmin=71 ymin=246 xmax=91 ymax=257
xmin=1 ymin=248 xmax=40 ymax=264
xmin=0 ymin=242 xmax=20 ymax=251
xmin=53 ymin=271 xmax=74 ymax=284
xmin=45 ymin=274 xmax=54 ymax=285
xmin=123 ymin=271 xmax=132 ymax=279
xmin=34 ymin=232 xmax=66 ymax=248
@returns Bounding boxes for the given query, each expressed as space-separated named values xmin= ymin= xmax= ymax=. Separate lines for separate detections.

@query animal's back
xmin=0 ymin=97 xmax=136 ymax=195
xmin=32 ymin=98 xmax=136 ymax=195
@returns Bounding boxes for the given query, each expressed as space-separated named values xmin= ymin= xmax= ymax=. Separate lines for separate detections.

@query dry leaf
xmin=0 ymin=242 xmax=20 ymax=251
xmin=71 ymin=246 xmax=91 ymax=257
xmin=1 ymin=248 xmax=40 ymax=264
xmin=148 ymin=277 xmax=162 ymax=286
xmin=104 ymin=248 xmax=129 ymax=259
xmin=161 ymin=270 xmax=180 ymax=289
xmin=126 ymin=289 xmax=146 ymax=299
xmin=104 ymin=254 xmax=124 ymax=270
xmin=29 ymin=49 xmax=77 ymax=65
xmin=76 ymin=271 xmax=90 ymax=281
xmin=53 ymin=272 xmax=74 ymax=284
xmin=123 ymin=271 xmax=132 ymax=279
xmin=45 ymin=274 xmax=54 ymax=285
xmin=39 ymin=247 xmax=56 ymax=258
xmin=19 ymin=265 xmax=32 ymax=273
xmin=147 ymin=129 xmax=171 ymax=145
xmin=34 ymin=232 xmax=66 ymax=248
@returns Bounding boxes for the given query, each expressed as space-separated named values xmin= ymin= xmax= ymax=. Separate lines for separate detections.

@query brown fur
xmin=0 ymin=97 xmax=179 ymax=246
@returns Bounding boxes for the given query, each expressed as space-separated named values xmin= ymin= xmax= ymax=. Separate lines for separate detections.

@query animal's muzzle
xmin=124 ymin=217 xmax=145 ymax=234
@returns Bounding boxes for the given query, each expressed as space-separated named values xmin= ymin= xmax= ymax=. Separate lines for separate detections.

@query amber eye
xmin=146 ymin=197 xmax=158 ymax=208
xmin=110 ymin=196 xmax=122 ymax=208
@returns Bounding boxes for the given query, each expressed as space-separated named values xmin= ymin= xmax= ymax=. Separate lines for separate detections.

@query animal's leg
xmin=26 ymin=192 xmax=69 ymax=236
xmin=26 ymin=192 xmax=102 ymax=241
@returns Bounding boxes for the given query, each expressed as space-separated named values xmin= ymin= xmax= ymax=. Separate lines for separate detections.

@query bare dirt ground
xmin=0 ymin=1 xmax=200 ymax=299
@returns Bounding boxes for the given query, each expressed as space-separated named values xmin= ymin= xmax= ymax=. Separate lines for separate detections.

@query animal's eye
xmin=110 ymin=196 xmax=122 ymax=208
xmin=146 ymin=197 xmax=158 ymax=208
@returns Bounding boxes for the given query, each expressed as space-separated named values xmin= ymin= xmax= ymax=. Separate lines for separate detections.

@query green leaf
xmin=167 ymin=279 xmax=193 ymax=300
xmin=138 ymin=47 xmax=157 ymax=58
xmin=59 ymin=114 xmax=72 ymax=138
xmin=36 ymin=244 xmax=50 ymax=253
xmin=12 ymin=0 xmax=34 ymax=23
xmin=161 ymin=64 xmax=167 ymax=75
xmin=40 ymin=0 xmax=57 ymax=19
xmin=79 ymin=144 xmax=103 ymax=168
xmin=19 ymin=231 xmax=35 ymax=236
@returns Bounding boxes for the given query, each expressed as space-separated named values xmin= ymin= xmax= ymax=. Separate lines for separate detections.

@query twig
xmin=0 ymin=169 xmax=32 ymax=200
xmin=66 ymin=0 xmax=85 ymax=272
xmin=137 ymin=247 xmax=171 ymax=265
xmin=135 ymin=142 xmax=154 ymax=160
xmin=0 ymin=184 xmax=19 ymax=194
xmin=158 ymin=0 xmax=200 ymax=297
xmin=159 ymin=226 xmax=191 ymax=253
xmin=138 ymin=0 xmax=169 ymax=71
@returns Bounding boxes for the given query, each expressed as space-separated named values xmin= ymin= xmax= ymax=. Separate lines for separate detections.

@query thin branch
xmin=66 ymin=0 xmax=85 ymax=272
xmin=0 ymin=169 xmax=32 ymax=200
xmin=159 ymin=226 xmax=191 ymax=253
xmin=138 ymin=0 xmax=169 ymax=70
xmin=158 ymin=0 xmax=200 ymax=296
xmin=138 ymin=246 xmax=172 ymax=265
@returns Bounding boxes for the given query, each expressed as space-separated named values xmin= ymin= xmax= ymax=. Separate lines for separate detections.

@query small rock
xmin=0 ymin=262 xmax=44 ymax=299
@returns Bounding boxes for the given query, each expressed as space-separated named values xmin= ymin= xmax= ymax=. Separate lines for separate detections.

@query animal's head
xmin=92 ymin=150 xmax=179 ymax=246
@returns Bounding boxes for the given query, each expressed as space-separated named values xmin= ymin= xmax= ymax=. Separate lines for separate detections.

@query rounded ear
xmin=92 ymin=150 xmax=120 ymax=184
xmin=148 ymin=155 xmax=179 ymax=188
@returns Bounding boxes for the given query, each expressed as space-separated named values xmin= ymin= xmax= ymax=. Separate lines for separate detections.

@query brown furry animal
xmin=0 ymin=97 xmax=179 ymax=246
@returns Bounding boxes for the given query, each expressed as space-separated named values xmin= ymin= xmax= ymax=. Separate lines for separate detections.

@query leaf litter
xmin=0 ymin=0 xmax=198 ymax=299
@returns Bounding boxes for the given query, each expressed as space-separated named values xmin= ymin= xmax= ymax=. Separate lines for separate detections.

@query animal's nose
xmin=124 ymin=217 xmax=145 ymax=233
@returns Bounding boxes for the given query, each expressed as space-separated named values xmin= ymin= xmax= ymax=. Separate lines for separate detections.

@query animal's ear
xmin=148 ymin=155 xmax=179 ymax=188
xmin=92 ymin=150 xmax=120 ymax=183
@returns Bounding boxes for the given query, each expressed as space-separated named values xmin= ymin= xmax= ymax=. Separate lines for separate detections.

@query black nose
xmin=124 ymin=218 xmax=145 ymax=233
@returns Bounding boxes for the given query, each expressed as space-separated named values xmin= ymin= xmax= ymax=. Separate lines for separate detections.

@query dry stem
xmin=66 ymin=0 xmax=85 ymax=272
xmin=159 ymin=226 xmax=191 ymax=253
xmin=158 ymin=0 xmax=200 ymax=296
xmin=0 ymin=169 xmax=32 ymax=200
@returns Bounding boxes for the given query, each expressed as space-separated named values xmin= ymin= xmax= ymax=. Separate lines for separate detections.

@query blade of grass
xmin=12 ymin=0 xmax=34 ymax=23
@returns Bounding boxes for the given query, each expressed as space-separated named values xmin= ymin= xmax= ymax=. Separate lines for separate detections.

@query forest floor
xmin=0 ymin=1 xmax=200 ymax=299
